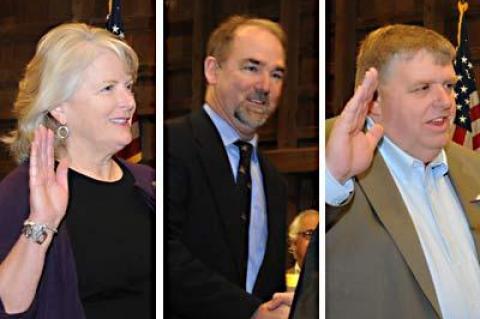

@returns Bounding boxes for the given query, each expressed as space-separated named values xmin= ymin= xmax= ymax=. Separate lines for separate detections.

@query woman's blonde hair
xmin=3 ymin=22 xmax=139 ymax=162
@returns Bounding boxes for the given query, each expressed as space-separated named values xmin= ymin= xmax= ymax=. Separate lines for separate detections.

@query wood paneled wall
xmin=327 ymin=0 xmax=480 ymax=118
xmin=0 ymin=0 xmax=155 ymax=178
xmin=165 ymin=0 xmax=319 ymax=224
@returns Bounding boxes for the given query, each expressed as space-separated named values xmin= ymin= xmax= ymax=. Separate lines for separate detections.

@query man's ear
xmin=369 ymin=91 xmax=382 ymax=120
xmin=49 ymin=103 xmax=67 ymax=125
xmin=204 ymin=56 xmax=220 ymax=85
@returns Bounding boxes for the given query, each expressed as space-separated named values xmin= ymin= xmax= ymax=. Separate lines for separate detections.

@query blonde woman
xmin=0 ymin=23 xmax=154 ymax=318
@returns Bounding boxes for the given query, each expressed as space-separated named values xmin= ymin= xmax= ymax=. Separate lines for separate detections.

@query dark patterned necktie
xmin=234 ymin=140 xmax=253 ymax=286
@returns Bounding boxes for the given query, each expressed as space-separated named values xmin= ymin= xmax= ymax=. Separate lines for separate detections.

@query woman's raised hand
xmin=28 ymin=125 xmax=69 ymax=229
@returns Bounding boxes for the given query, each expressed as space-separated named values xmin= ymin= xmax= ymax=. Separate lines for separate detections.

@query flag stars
xmin=454 ymin=20 xmax=480 ymax=146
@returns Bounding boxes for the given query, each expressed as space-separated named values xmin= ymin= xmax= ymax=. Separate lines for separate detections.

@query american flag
xmin=452 ymin=1 xmax=480 ymax=150
xmin=106 ymin=0 xmax=143 ymax=162
xmin=106 ymin=0 xmax=125 ymax=38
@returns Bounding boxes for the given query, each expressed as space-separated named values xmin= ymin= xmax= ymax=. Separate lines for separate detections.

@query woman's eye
xmin=102 ymin=84 xmax=114 ymax=92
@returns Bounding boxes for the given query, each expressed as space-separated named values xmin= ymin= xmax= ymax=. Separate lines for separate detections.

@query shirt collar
xmin=203 ymin=103 xmax=259 ymax=149
xmin=366 ymin=117 xmax=448 ymax=180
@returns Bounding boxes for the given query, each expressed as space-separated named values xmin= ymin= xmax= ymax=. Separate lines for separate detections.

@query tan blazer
xmin=326 ymin=119 xmax=480 ymax=319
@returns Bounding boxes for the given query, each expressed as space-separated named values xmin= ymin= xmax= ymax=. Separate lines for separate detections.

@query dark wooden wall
xmin=165 ymin=0 xmax=319 ymax=226
xmin=327 ymin=0 xmax=480 ymax=118
xmin=0 ymin=0 xmax=155 ymax=178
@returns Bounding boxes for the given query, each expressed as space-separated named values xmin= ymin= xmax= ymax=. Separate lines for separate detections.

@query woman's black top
xmin=65 ymin=163 xmax=153 ymax=318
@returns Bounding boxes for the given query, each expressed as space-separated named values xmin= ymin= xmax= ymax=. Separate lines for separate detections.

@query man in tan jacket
xmin=326 ymin=24 xmax=480 ymax=319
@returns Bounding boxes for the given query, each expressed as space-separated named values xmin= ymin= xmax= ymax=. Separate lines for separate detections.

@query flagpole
xmin=457 ymin=1 xmax=468 ymax=48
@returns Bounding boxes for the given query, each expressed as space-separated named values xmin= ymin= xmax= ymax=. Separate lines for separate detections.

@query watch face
xmin=24 ymin=223 xmax=47 ymax=244
xmin=32 ymin=224 xmax=47 ymax=243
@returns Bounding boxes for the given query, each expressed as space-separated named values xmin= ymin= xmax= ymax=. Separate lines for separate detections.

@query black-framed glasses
xmin=297 ymin=229 xmax=315 ymax=240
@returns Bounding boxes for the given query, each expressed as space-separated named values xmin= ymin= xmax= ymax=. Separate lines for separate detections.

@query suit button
xmin=241 ymin=213 xmax=247 ymax=221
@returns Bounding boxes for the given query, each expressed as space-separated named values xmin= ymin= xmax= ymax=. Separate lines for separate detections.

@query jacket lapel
xmin=259 ymin=154 xmax=284 ymax=247
xmin=259 ymin=154 xmax=284 ymax=254
xmin=445 ymin=143 xmax=480 ymax=259
xmin=357 ymin=151 xmax=442 ymax=317
xmin=190 ymin=110 xmax=244 ymax=277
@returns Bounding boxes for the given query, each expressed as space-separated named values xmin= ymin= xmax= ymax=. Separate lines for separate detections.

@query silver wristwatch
xmin=22 ymin=220 xmax=58 ymax=245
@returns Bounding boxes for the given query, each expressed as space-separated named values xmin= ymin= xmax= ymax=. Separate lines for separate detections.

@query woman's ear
xmin=204 ymin=56 xmax=220 ymax=85
xmin=49 ymin=104 xmax=67 ymax=125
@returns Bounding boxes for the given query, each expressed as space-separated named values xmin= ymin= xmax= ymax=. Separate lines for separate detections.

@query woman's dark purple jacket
xmin=0 ymin=159 xmax=155 ymax=318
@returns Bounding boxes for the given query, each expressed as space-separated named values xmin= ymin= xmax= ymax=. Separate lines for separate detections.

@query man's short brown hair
xmin=206 ymin=15 xmax=287 ymax=64
xmin=355 ymin=24 xmax=456 ymax=87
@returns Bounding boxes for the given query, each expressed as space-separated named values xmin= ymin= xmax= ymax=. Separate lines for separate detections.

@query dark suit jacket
xmin=326 ymin=118 xmax=480 ymax=319
xmin=166 ymin=109 xmax=287 ymax=319
xmin=289 ymin=227 xmax=319 ymax=319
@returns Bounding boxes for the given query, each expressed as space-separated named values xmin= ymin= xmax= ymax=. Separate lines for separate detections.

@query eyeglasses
xmin=297 ymin=229 xmax=315 ymax=240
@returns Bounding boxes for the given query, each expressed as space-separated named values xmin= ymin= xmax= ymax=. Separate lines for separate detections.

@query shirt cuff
xmin=325 ymin=168 xmax=354 ymax=206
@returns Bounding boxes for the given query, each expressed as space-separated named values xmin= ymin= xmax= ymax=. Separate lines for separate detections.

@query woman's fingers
xmin=29 ymin=126 xmax=57 ymax=187
xmin=56 ymin=158 xmax=69 ymax=192
xmin=46 ymin=128 xmax=54 ymax=182
xmin=29 ymin=126 xmax=41 ymax=188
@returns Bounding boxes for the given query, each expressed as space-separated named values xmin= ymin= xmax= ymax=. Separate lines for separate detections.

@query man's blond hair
xmin=355 ymin=24 xmax=455 ymax=87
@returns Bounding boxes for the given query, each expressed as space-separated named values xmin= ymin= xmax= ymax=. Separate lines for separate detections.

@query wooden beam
xmin=333 ymin=0 xmax=357 ymax=116
xmin=191 ymin=0 xmax=214 ymax=111
xmin=263 ymin=146 xmax=318 ymax=173
xmin=71 ymin=0 xmax=95 ymax=21
xmin=278 ymin=0 xmax=301 ymax=148
xmin=423 ymin=0 xmax=446 ymax=34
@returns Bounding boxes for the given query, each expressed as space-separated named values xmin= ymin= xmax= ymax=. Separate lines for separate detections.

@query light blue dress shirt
xmin=204 ymin=104 xmax=268 ymax=294
xmin=325 ymin=168 xmax=353 ymax=206
xmin=326 ymin=120 xmax=480 ymax=318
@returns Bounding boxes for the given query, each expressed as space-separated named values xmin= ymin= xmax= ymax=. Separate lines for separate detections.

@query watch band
xmin=22 ymin=220 xmax=58 ymax=244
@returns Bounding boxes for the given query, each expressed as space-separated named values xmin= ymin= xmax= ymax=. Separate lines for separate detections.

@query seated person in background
xmin=286 ymin=210 xmax=319 ymax=291
xmin=288 ymin=227 xmax=318 ymax=319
